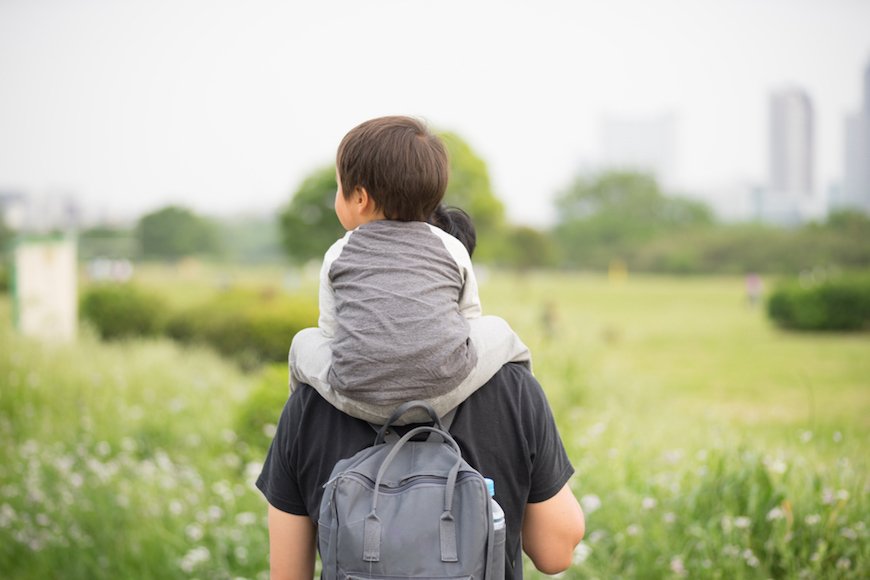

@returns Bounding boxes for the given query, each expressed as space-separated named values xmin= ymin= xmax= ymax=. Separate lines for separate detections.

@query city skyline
xmin=1 ymin=0 xmax=869 ymax=226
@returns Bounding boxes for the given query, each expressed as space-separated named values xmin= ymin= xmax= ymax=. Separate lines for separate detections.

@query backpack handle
xmin=375 ymin=400 xmax=443 ymax=444
xmin=364 ymin=424 xmax=464 ymax=563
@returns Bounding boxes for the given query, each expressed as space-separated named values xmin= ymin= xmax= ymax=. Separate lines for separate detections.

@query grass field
xmin=1 ymin=267 xmax=867 ymax=578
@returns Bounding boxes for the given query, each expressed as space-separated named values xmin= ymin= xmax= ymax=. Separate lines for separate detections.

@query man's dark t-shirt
xmin=257 ymin=363 xmax=574 ymax=577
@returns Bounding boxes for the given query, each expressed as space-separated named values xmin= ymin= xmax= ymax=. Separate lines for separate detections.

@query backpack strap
xmin=369 ymin=402 xmax=459 ymax=443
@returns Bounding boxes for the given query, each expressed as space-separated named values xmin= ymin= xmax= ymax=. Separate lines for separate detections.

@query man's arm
xmin=267 ymin=505 xmax=316 ymax=580
xmin=522 ymin=484 xmax=586 ymax=574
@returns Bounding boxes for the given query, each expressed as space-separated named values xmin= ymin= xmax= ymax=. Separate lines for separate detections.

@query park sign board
xmin=12 ymin=235 xmax=77 ymax=342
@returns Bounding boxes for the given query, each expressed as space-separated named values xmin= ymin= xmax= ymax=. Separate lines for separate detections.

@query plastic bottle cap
xmin=484 ymin=477 xmax=495 ymax=497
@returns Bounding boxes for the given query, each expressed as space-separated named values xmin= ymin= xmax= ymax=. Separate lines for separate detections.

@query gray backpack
xmin=318 ymin=401 xmax=506 ymax=579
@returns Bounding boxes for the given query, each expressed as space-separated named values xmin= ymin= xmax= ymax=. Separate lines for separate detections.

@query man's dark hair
xmin=336 ymin=116 xmax=449 ymax=221
xmin=429 ymin=205 xmax=476 ymax=257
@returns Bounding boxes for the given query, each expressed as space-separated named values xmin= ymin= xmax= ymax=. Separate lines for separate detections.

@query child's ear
xmin=354 ymin=187 xmax=376 ymax=215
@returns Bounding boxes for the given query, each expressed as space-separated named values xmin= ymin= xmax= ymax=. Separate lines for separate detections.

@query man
xmin=257 ymin=362 xmax=586 ymax=579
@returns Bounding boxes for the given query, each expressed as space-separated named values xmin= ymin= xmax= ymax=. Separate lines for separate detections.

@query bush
xmin=166 ymin=289 xmax=318 ymax=368
xmin=234 ymin=364 xmax=289 ymax=454
xmin=767 ymin=273 xmax=870 ymax=331
xmin=80 ymin=284 xmax=167 ymax=339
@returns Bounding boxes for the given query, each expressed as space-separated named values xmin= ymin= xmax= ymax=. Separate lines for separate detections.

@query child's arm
xmin=429 ymin=225 xmax=482 ymax=318
xmin=317 ymin=232 xmax=352 ymax=338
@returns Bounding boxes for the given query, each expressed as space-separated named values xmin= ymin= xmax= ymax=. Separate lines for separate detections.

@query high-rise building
xmin=840 ymin=59 xmax=870 ymax=213
xmin=759 ymin=87 xmax=815 ymax=224
xmin=768 ymin=87 xmax=814 ymax=197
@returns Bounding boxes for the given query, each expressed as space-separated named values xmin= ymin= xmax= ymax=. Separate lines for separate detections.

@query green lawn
xmin=1 ymin=270 xmax=867 ymax=578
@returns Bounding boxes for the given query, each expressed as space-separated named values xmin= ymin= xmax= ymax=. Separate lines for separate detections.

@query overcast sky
xmin=1 ymin=0 xmax=869 ymax=225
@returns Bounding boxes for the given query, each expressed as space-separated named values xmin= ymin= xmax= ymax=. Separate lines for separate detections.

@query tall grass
xmin=1 ymin=270 xmax=868 ymax=578
xmin=0 ymin=310 xmax=275 ymax=578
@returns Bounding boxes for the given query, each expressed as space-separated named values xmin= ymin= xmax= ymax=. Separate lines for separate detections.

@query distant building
xmin=840 ymin=59 xmax=870 ymax=213
xmin=599 ymin=113 xmax=678 ymax=188
xmin=759 ymin=87 xmax=816 ymax=224
xmin=0 ymin=191 xmax=81 ymax=233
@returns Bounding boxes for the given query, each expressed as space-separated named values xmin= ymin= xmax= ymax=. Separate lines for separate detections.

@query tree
xmin=136 ymin=205 xmax=220 ymax=260
xmin=553 ymin=171 xmax=713 ymax=268
xmin=279 ymin=132 xmax=508 ymax=264
xmin=492 ymin=225 xmax=559 ymax=272
xmin=439 ymin=132 xmax=506 ymax=235
xmin=278 ymin=166 xmax=343 ymax=264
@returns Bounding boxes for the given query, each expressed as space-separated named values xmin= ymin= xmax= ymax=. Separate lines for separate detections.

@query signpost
xmin=12 ymin=235 xmax=77 ymax=342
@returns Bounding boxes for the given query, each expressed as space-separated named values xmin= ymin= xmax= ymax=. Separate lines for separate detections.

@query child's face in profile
xmin=334 ymin=169 xmax=359 ymax=231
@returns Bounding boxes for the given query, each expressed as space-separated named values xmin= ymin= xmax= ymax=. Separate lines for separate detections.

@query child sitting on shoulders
xmin=289 ymin=116 xmax=529 ymax=425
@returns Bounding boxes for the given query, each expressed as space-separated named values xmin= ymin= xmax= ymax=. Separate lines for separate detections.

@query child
xmin=289 ymin=116 xmax=529 ymax=424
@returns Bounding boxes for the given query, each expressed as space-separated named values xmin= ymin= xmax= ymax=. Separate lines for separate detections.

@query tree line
xmin=5 ymin=130 xmax=868 ymax=277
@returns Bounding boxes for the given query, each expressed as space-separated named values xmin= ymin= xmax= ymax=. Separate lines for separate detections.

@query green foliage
xmin=234 ymin=364 xmax=289 ymax=450
xmin=0 ymin=264 xmax=7 ymax=294
xmin=80 ymin=284 xmax=167 ymax=339
xmin=553 ymin=171 xmax=713 ymax=269
xmin=0 ymin=316 xmax=268 ymax=579
xmin=166 ymin=289 xmax=318 ymax=368
xmin=439 ymin=132 xmax=506 ymax=235
xmin=767 ymin=273 xmax=870 ymax=331
xmin=278 ymin=166 xmax=344 ymax=264
xmin=136 ymin=205 xmax=220 ymax=260
xmin=215 ymin=216 xmax=284 ymax=264
xmin=2 ymin=273 xmax=869 ymax=578
xmin=78 ymin=226 xmax=139 ymax=260
xmin=278 ymin=132 xmax=509 ymax=264
xmin=491 ymin=225 xmax=559 ymax=271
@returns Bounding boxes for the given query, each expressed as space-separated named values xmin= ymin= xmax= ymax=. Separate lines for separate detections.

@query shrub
xmin=234 ymin=364 xmax=289 ymax=454
xmin=166 ymin=289 xmax=318 ymax=368
xmin=767 ymin=273 xmax=870 ymax=331
xmin=80 ymin=284 xmax=167 ymax=339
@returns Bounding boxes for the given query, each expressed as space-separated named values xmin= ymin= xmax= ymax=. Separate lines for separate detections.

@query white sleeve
xmin=318 ymin=231 xmax=353 ymax=338
xmin=427 ymin=224 xmax=482 ymax=319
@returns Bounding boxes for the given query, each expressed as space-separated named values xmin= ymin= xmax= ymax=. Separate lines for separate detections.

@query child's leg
xmin=422 ymin=315 xmax=531 ymax=418
xmin=290 ymin=328 xmax=418 ymax=423
xmin=289 ymin=327 xmax=336 ymax=394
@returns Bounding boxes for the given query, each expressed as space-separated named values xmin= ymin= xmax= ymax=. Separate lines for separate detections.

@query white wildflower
xmin=35 ymin=513 xmax=50 ymax=526
xmin=836 ymin=557 xmax=851 ymax=570
xmin=96 ymin=441 xmax=111 ymax=457
xmin=836 ymin=489 xmax=850 ymax=502
xmin=208 ymin=505 xmax=223 ymax=521
xmin=572 ymin=543 xmax=591 ymax=564
xmin=840 ymin=527 xmax=858 ymax=540
xmin=800 ymin=430 xmax=813 ymax=443
xmin=663 ymin=512 xmax=676 ymax=524
xmin=734 ymin=516 xmax=751 ymax=529
xmin=720 ymin=516 xmax=733 ymax=532
xmin=179 ymin=546 xmax=210 ymax=573
xmin=641 ymin=497 xmax=657 ymax=510
xmin=185 ymin=523 xmax=204 ymax=542
xmin=262 ymin=423 xmax=277 ymax=438
xmin=235 ymin=512 xmax=257 ymax=526
xmin=626 ymin=524 xmax=641 ymax=536
xmin=804 ymin=514 xmax=821 ymax=526
xmin=833 ymin=431 xmax=842 ymax=443
xmin=670 ymin=556 xmax=686 ymax=577
xmin=234 ymin=546 xmax=248 ymax=563
xmin=0 ymin=503 xmax=17 ymax=527
xmin=169 ymin=500 xmax=184 ymax=516
xmin=580 ymin=494 xmax=602 ymax=514
xmin=821 ymin=488 xmax=835 ymax=505
xmin=722 ymin=545 xmax=739 ymax=558
xmin=766 ymin=507 xmax=785 ymax=521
